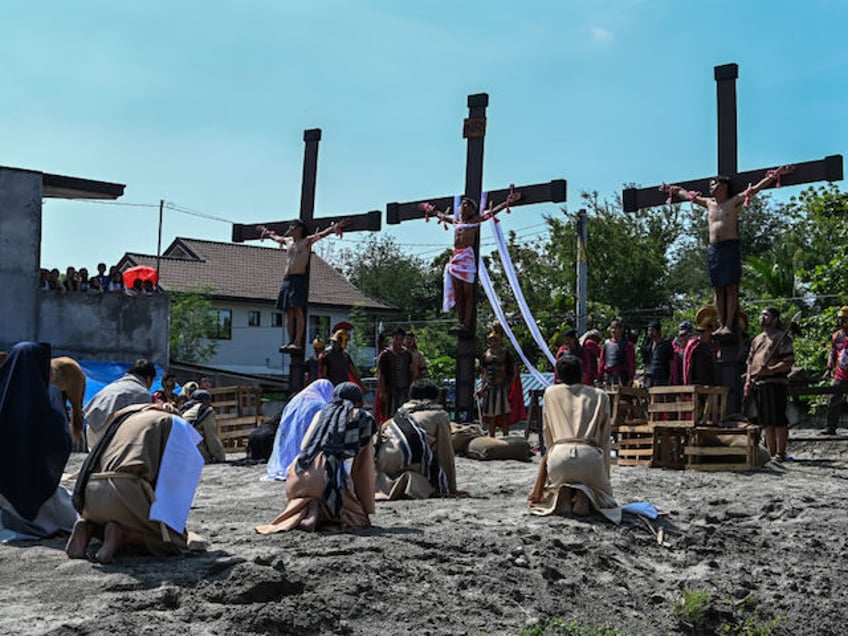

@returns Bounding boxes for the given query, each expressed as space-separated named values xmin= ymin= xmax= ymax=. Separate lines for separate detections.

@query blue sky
xmin=2 ymin=1 xmax=846 ymax=271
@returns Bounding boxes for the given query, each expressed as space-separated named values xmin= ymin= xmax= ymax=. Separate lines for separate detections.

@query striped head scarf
xmin=296 ymin=382 xmax=377 ymax=518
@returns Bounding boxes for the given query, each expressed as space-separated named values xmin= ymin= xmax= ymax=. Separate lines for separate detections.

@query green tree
xmin=333 ymin=234 xmax=441 ymax=320
xmin=168 ymin=288 xmax=219 ymax=364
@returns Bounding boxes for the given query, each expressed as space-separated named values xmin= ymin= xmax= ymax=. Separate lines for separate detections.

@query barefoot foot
xmin=66 ymin=519 xmax=92 ymax=559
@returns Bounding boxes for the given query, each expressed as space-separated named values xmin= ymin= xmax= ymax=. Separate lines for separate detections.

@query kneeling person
xmin=528 ymin=355 xmax=620 ymax=523
xmin=66 ymin=404 xmax=205 ymax=563
xmin=375 ymin=378 xmax=458 ymax=499
xmin=181 ymin=390 xmax=226 ymax=463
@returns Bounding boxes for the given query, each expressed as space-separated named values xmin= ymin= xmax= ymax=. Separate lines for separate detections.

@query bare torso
xmin=707 ymin=198 xmax=741 ymax=244
xmin=454 ymin=217 xmax=480 ymax=249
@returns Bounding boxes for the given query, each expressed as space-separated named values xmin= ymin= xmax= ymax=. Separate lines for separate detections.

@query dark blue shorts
xmin=708 ymin=240 xmax=741 ymax=287
xmin=276 ymin=274 xmax=306 ymax=311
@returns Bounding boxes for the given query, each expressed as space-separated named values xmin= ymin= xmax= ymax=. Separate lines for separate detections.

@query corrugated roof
xmin=122 ymin=237 xmax=389 ymax=310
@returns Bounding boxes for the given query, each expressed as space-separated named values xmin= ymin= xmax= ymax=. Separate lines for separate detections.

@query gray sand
xmin=1 ymin=426 xmax=845 ymax=635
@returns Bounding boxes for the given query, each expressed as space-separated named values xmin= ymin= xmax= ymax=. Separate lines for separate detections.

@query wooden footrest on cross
xmin=685 ymin=426 xmax=757 ymax=472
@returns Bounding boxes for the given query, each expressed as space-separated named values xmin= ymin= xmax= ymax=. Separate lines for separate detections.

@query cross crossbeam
xmin=232 ymin=128 xmax=382 ymax=394
xmin=385 ymin=93 xmax=567 ymax=418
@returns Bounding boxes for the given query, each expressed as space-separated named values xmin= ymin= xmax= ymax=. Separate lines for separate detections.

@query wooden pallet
xmin=606 ymin=386 xmax=650 ymax=427
xmin=652 ymin=426 xmax=688 ymax=469
xmin=648 ymin=385 xmax=728 ymax=427
xmin=685 ymin=426 xmax=757 ymax=471
xmin=612 ymin=421 xmax=654 ymax=466
xmin=209 ymin=385 xmax=264 ymax=450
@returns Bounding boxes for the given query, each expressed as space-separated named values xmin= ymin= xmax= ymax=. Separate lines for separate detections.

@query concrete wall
xmin=37 ymin=292 xmax=170 ymax=366
xmin=0 ymin=167 xmax=42 ymax=348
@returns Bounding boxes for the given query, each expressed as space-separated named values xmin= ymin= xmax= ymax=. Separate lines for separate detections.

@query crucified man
xmin=423 ymin=191 xmax=521 ymax=334
xmin=258 ymin=218 xmax=350 ymax=351
xmin=661 ymin=165 xmax=794 ymax=335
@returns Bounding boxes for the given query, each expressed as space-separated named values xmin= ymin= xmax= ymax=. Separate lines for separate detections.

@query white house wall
xmin=205 ymin=300 xmax=374 ymax=376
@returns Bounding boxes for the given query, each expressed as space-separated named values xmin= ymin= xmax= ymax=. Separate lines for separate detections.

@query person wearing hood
xmin=0 ymin=342 xmax=78 ymax=542
xmin=256 ymin=383 xmax=377 ymax=532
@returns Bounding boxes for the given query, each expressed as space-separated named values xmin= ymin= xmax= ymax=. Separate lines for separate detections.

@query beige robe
xmin=81 ymin=405 xmax=187 ymax=554
xmin=256 ymin=409 xmax=375 ymax=533
xmin=182 ymin=403 xmax=226 ymax=463
xmin=528 ymin=384 xmax=621 ymax=523
xmin=374 ymin=400 xmax=457 ymax=500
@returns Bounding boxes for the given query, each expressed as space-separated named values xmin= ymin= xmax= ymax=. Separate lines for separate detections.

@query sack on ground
xmin=466 ymin=435 xmax=531 ymax=461
xmin=450 ymin=422 xmax=485 ymax=453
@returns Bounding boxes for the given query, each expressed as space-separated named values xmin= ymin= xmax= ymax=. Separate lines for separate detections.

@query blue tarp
xmin=78 ymin=360 xmax=173 ymax=406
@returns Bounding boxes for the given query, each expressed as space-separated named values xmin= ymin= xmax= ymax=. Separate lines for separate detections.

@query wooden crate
xmin=606 ymin=386 xmax=650 ymax=427
xmin=209 ymin=385 xmax=263 ymax=451
xmin=612 ymin=421 xmax=654 ymax=466
xmin=685 ymin=426 xmax=757 ymax=472
xmin=648 ymin=385 xmax=728 ymax=427
xmin=652 ymin=426 xmax=688 ymax=469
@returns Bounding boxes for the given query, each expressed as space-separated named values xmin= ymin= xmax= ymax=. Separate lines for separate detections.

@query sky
xmin=3 ymin=0 xmax=846 ymax=271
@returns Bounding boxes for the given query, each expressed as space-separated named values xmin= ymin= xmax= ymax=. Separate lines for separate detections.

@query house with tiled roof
xmin=118 ymin=237 xmax=390 ymax=377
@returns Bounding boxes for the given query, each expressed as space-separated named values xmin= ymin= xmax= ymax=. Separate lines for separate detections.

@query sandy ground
xmin=1 ymin=424 xmax=846 ymax=636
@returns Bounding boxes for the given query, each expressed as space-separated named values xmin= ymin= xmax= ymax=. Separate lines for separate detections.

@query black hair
xmin=714 ymin=174 xmax=735 ymax=197
xmin=410 ymin=378 xmax=440 ymax=401
xmin=290 ymin=219 xmax=311 ymax=235
xmin=128 ymin=359 xmax=156 ymax=380
xmin=392 ymin=327 xmax=406 ymax=337
xmin=556 ymin=354 xmax=583 ymax=385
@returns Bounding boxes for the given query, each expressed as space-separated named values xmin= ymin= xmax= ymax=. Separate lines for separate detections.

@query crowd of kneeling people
xmin=0 ymin=341 xmax=620 ymax=562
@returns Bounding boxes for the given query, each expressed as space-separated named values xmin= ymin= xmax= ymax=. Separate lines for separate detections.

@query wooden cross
xmin=232 ymin=128 xmax=382 ymax=394
xmin=622 ymin=63 xmax=842 ymax=211
xmin=386 ymin=93 xmax=567 ymax=419
xmin=621 ymin=62 xmax=843 ymax=415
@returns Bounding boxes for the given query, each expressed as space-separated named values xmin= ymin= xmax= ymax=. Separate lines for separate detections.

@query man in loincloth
xmin=663 ymin=165 xmax=794 ymax=335
xmin=258 ymin=218 xmax=349 ymax=352
xmin=745 ymin=306 xmax=794 ymax=462
xmin=435 ymin=192 xmax=521 ymax=334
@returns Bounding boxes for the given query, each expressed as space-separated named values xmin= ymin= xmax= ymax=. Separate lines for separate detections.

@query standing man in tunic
xmin=377 ymin=328 xmax=417 ymax=421
xmin=822 ymin=306 xmax=848 ymax=435
xmin=599 ymin=319 xmax=636 ymax=387
xmin=745 ymin=307 xmax=794 ymax=462
xmin=479 ymin=322 xmax=517 ymax=437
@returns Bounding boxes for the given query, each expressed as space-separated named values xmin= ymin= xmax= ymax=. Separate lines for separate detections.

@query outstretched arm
xmin=309 ymin=219 xmax=351 ymax=245
xmin=256 ymin=225 xmax=286 ymax=246
xmin=733 ymin=165 xmax=796 ymax=206
xmin=659 ymin=184 xmax=709 ymax=208
xmin=489 ymin=191 xmax=522 ymax=217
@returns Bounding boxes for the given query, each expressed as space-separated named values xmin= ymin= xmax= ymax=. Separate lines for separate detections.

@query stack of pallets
xmin=209 ymin=385 xmax=264 ymax=451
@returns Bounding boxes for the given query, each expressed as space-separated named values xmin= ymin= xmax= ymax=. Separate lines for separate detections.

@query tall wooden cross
xmin=623 ymin=63 xmax=842 ymax=211
xmin=621 ymin=62 xmax=843 ymax=413
xmin=232 ymin=128 xmax=382 ymax=394
xmin=386 ymin=93 xmax=567 ymax=419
